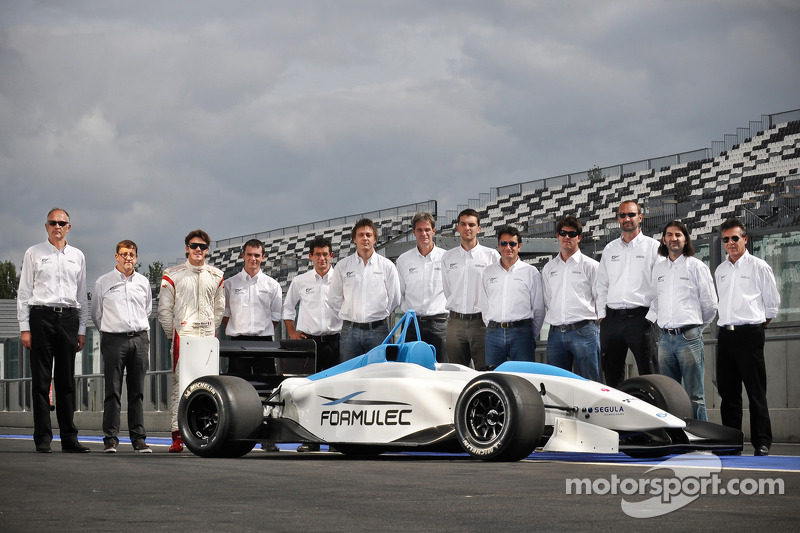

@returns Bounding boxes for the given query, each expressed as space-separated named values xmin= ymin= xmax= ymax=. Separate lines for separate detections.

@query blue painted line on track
xmin=3 ymin=434 xmax=798 ymax=470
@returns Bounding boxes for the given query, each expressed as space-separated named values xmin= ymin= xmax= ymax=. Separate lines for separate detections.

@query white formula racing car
xmin=178 ymin=311 xmax=743 ymax=461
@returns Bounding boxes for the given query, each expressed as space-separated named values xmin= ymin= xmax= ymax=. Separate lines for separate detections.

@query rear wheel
xmin=179 ymin=375 xmax=263 ymax=458
xmin=455 ymin=374 xmax=544 ymax=462
xmin=618 ymin=374 xmax=693 ymax=419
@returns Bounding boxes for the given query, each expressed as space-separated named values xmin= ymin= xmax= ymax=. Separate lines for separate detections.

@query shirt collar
xmin=557 ymin=249 xmax=583 ymax=265
xmin=668 ymin=254 xmax=687 ymax=268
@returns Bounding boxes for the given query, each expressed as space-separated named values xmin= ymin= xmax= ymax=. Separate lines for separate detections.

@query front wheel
xmin=618 ymin=374 xmax=693 ymax=419
xmin=455 ymin=374 xmax=545 ymax=462
xmin=178 ymin=375 xmax=263 ymax=457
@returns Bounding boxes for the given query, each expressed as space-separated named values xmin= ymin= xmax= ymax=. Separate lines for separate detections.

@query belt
xmin=488 ymin=319 xmax=531 ymax=329
xmin=105 ymin=330 xmax=148 ymax=337
xmin=343 ymin=319 xmax=386 ymax=330
xmin=418 ymin=314 xmax=448 ymax=323
xmin=449 ymin=311 xmax=482 ymax=321
xmin=553 ymin=319 xmax=595 ymax=332
xmin=31 ymin=305 xmax=77 ymax=313
xmin=722 ymin=323 xmax=764 ymax=331
xmin=662 ymin=324 xmax=701 ymax=335
xmin=605 ymin=306 xmax=648 ymax=318
xmin=308 ymin=333 xmax=340 ymax=342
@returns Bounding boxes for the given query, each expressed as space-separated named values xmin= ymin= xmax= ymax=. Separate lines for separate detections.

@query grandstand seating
xmin=470 ymin=120 xmax=800 ymax=251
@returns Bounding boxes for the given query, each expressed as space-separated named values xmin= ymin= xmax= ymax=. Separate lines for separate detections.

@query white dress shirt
xmin=480 ymin=260 xmax=545 ymax=336
xmin=441 ymin=244 xmax=500 ymax=314
xmin=17 ymin=240 xmax=89 ymax=334
xmin=282 ymin=268 xmax=342 ymax=336
xmin=91 ymin=268 xmax=152 ymax=333
xmin=328 ymin=251 xmax=401 ymax=323
xmin=596 ymin=232 xmax=661 ymax=318
xmin=715 ymin=250 xmax=780 ymax=326
xmin=542 ymin=250 xmax=600 ymax=326
xmin=223 ymin=269 xmax=282 ymax=337
xmin=396 ymin=245 xmax=447 ymax=316
xmin=646 ymin=254 xmax=718 ymax=329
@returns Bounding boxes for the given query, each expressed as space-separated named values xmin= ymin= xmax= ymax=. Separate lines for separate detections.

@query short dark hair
xmin=116 ymin=240 xmax=138 ymax=254
xmin=351 ymin=218 xmax=379 ymax=241
xmin=720 ymin=218 xmax=747 ymax=237
xmin=618 ymin=200 xmax=642 ymax=214
xmin=185 ymin=229 xmax=211 ymax=246
xmin=657 ymin=220 xmax=695 ymax=257
xmin=184 ymin=229 xmax=211 ymax=258
xmin=308 ymin=236 xmax=333 ymax=255
xmin=497 ymin=225 xmax=522 ymax=243
xmin=242 ymin=239 xmax=265 ymax=256
xmin=411 ymin=212 xmax=436 ymax=230
xmin=556 ymin=215 xmax=582 ymax=234
xmin=458 ymin=208 xmax=480 ymax=225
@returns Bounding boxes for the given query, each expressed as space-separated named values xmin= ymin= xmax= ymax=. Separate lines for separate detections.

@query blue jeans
xmin=485 ymin=322 xmax=535 ymax=368
xmin=339 ymin=321 xmax=390 ymax=362
xmin=546 ymin=322 xmax=601 ymax=381
xmin=658 ymin=326 xmax=707 ymax=421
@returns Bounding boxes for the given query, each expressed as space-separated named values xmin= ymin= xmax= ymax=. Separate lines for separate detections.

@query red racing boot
xmin=169 ymin=430 xmax=184 ymax=453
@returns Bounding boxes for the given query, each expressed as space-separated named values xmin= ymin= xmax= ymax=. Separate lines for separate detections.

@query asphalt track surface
xmin=1 ymin=429 xmax=799 ymax=532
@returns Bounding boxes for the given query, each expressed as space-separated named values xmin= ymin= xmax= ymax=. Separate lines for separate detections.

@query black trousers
xmin=29 ymin=307 xmax=79 ymax=445
xmin=600 ymin=307 xmax=657 ymax=388
xmin=717 ymin=325 xmax=772 ymax=448
xmin=102 ymin=331 xmax=150 ymax=446
xmin=405 ymin=317 xmax=447 ymax=363
xmin=307 ymin=334 xmax=340 ymax=372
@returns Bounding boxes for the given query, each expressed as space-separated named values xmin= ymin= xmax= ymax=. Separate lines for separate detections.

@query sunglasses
xmin=722 ymin=235 xmax=742 ymax=243
xmin=499 ymin=241 xmax=519 ymax=248
xmin=47 ymin=220 xmax=69 ymax=227
xmin=557 ymin=230 xmax=580 ymax=238
xmin=618 ymin=212 xmax=638 ymax=219
xmin=188 ymin=242 xmax=209 ymax=250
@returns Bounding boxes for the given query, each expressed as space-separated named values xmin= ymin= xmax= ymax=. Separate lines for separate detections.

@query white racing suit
xmin=157 ymin=261 xmax=225 ymax=431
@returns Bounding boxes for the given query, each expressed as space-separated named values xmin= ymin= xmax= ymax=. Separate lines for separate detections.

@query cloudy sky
xmin=1 ymin=0 xmax=798 ymax=285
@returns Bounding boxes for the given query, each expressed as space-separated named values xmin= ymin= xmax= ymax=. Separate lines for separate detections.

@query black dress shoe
xmin=62 ymin=442 xmax=91 ymax=453
xmin=36 ymin=442 xmax=52 ymax=453
xmin=754 ymin=445 xmax=770 ymax=456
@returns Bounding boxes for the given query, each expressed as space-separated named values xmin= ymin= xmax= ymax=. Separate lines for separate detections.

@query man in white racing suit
xmin=158 ymin=229 xmax=225 ymax=452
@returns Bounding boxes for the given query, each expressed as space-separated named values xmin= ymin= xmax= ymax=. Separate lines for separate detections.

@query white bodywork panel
xmin=179 ymin=337 xmax=219 ymax=397
xmin=542 ymin=417 xmax=620 ymax=454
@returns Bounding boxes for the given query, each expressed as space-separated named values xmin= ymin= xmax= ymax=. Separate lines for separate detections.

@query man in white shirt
xmin=646 ymin=221 xmax=717 ymax=421
xmin=396 ymin=212 xmax=448 ymax=362
xmin=596 ymin=200 xmax=661 ymax=387
xmin=441 ymin=209 xmax=499 ymax=370
xmin=715 ymin=219 xmax=780 ymax=456
xmin=283 ymin=236 xmax=342 ymax=453
xmin=222 ymin=239 xmax=283 ymax=375
xmin=480 ymin=225 xmax=544 ymax=368
xmin=542 ymin=216 xmax=601 ymax=381
xmin=158 ymin=229 xmax=225 ymax=453
xmin=283 ymin=236 xmax=342 ymax=372
xmin=17 ymin=207 xmax=90 ymax=453
xmin=91 ymin=240 xmax=153 ymax=453
xmin=329 ymin=219 xmax=401 ymax=361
